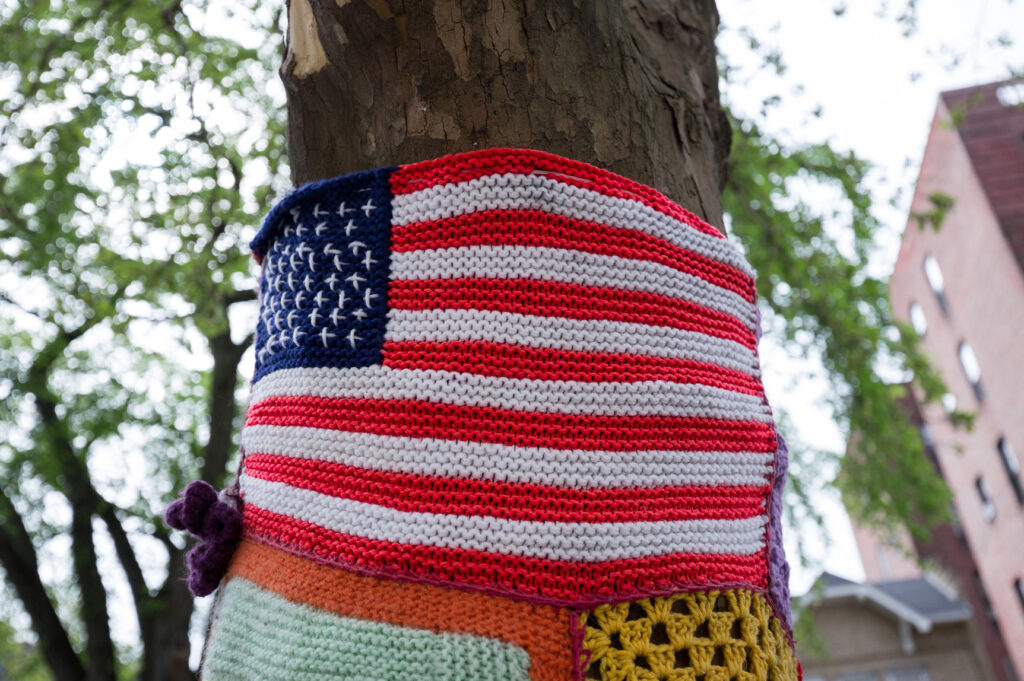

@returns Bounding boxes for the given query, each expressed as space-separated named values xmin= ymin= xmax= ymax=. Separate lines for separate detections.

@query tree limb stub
xmin=288 ymin=0 xmax=329 ymax=79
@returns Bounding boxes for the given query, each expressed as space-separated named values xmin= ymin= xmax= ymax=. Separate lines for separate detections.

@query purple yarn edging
xmin=767 ymin=428 xmax=793 ymax=631
xmin=756 ymin=303 xmax=794 ymax=632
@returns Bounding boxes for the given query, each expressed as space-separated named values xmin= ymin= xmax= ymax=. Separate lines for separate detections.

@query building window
xmin=923 ymin=255 xmax=947 ymax=312
xmin=998 ymin=438 xmax=1024 ymax=505
xmin=976 ymin=477 xmax=996 ymax=522
xmin=975 ymin=571 xmax=996 ymax=621
xmin=919 ymin=422 xmax=935 ymax=449
xmin=908 ymin=302 xmax=927 ymax=336
xmin=958 ymin=342 xmax=984 ymax=402
xmin=1016 ymin=579 xmax=1024 ymax=612
xmin=885 ymin=668 xmax=932 ymax=681
xmin=950 ymin=500 xmax=965 ymax=538
xmin=1005 ymin=656 xmax=1021 ymax=681
xmin=877 ymin=546 xmax=893 ymax=580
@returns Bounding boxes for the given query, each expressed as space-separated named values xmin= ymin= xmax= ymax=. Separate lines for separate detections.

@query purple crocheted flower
xmin=165 ymin=480 xmax=241 ymax=596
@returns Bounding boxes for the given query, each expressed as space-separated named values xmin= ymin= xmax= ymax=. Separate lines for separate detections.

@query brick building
xmin=878 ymin=78 xmax=1024 ymax=679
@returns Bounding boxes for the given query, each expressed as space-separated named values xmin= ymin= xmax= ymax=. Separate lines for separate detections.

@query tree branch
xmin=224 ymin=288 xmax=258 ymax=305
xmin=199 ymin=327 xmax=249 ymax=485
xmin=0 ymin=290 xmax=51 ymax=324
xmin=23 ymin=319 xmax=124 ymax=681
xmin=150 ymin=515 xmax=177 ymax=553
xmin=97 ymin=500 xmax=150 ymax=623
xmin=0 ymin=487 xmax=85 ymax=681
xmin=68 ymin=500 xmax=115 ymax=681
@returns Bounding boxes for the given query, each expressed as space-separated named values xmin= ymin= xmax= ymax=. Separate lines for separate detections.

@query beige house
xmin=800 ymin=573 xmax=995 ymax=681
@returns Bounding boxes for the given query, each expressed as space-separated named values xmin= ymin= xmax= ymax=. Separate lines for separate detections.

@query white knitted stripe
xmin=385 ymin=309 xmax=762 ymax=377
xmin=248 ymin=366 xmax=772 ymax=422
xmin=239 ymin=475 xmax=769 ymax=560
xmin=389 ymin=245 xmax=757 ymax=330
xmin=390 ymin=173 xmax=754 ymax=277
xmin=240 ymin=425 xmax=776 ymax=488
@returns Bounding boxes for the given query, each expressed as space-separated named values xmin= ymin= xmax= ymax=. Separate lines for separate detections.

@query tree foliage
xmin=0 ymin=0 xmax=962 ymax=678
xmin=0 ymin=619 xmax=53 ymax=681
xmin=723 ymin=116 xmax=952 ymax=538
xmin=0 ymin=1 xmax=286 ymax=678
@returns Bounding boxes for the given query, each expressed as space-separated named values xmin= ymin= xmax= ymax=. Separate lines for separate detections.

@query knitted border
xmin=252 ymin=149 xmax=734 ymax=261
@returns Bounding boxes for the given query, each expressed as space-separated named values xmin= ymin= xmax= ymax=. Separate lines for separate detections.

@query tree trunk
xmin=139 ymin=324 xmax=248 ymax=681
xmin=281 ymin=0 xmax=729 ymax=226
xmin=269 ymin=2 xmax=733 ymax=677
xmin=139 ymin=549 xmax=196 ymax=681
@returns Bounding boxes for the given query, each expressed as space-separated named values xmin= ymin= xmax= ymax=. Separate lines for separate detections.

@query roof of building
xmin=814 ymin=572 xmax=972 ymax=633
xmin=941 ymin=79 xmax=1024 ymax=273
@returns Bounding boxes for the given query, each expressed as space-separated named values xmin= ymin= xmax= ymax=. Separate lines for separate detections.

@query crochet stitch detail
xmin=580 ymin=590 xmax=798 ymax=681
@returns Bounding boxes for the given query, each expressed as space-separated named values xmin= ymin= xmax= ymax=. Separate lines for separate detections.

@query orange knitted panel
xmin=223 ymin=539 xmax=574 ymax=681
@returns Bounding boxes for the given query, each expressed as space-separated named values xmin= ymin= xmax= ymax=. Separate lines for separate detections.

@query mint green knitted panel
xmin=202 ymin=578 xmax=533 ymax=681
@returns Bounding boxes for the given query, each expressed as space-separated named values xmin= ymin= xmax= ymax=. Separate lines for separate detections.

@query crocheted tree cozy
xmin=186 ymin=148 xmax=800 ymax=680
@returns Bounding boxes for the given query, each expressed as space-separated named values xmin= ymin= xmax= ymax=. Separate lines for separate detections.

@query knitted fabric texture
xmin=200 ymin=148 xmax=798 ymax=679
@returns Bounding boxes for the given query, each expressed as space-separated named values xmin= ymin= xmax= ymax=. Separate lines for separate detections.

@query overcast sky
xmin=716 ymin=0 xmax=1024 ymax=592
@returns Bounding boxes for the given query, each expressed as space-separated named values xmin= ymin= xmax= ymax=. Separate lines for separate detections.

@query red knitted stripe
xmin=388 ymin=278 xmax=756 ymax=350
xmin=390 ymin=209 xmax=754 ymax=302
xmin=243 ymin=455 xmax=770 ymax=523
xmin=382 ymin=340 xmax=764 ymax=395
xmin=389 ymin=148 xmax=724 ymax=239
xmin=244 ymin=396 xmax=778 ymax=453
xmin=243 ymin=506 xmax=770 ymax=602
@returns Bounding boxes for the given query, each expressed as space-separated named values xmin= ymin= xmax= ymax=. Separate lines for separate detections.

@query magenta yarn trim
xmin=570 ymin=608 xmax=591 ymax=681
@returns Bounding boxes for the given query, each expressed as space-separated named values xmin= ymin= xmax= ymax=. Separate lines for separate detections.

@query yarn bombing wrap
xmin=200 ymin=148 xmax=800 ymax=680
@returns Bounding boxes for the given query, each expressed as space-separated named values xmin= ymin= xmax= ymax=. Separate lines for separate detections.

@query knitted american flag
xmin=239 ymin=149 xmax=779 ymax=606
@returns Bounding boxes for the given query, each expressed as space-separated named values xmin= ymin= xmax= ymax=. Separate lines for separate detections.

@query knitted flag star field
xmin=199 ymin=148 xmax=800 ymax=681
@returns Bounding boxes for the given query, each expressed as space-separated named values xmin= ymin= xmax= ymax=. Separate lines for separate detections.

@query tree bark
xmin=70 ymin=502 xmax=116 ymax=681
xmin=281 ymin=0 xmax=729 ymax=226
xmin=0 ymin=488 xmax=86 ymax=681
xmin=138 ymin=547 xmax=195 ymax=681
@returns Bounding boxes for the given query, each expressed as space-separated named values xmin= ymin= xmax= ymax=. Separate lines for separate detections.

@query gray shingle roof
xmin=873 ymin=577 xmax=971 ymax=623
xmin=814 ymin=572 xmax=971 ymax=631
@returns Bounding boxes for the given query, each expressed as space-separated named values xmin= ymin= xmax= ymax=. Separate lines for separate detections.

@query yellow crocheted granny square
xmin=580 ymin=590 xmax=798 ymax=681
